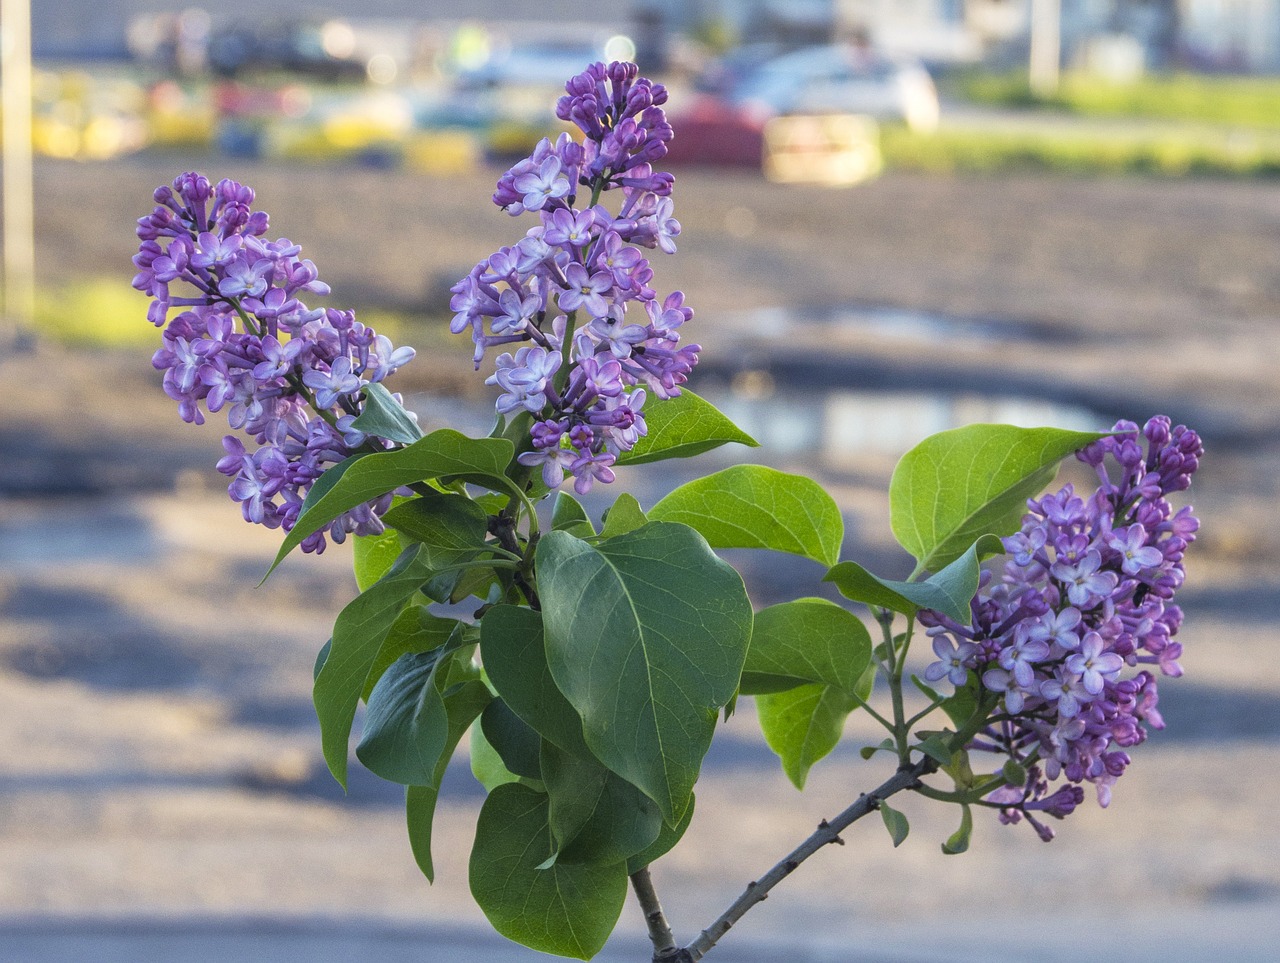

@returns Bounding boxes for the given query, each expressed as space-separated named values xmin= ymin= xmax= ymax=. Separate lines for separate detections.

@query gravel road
xmin=2 ymin=157 xmax=1278 ymax=961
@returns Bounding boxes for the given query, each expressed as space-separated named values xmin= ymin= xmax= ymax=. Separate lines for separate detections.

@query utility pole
xmin=1029 ymin=0 xmax=1062 ymax=97
xmin=2 ymin=0 xmax=36 ymax=330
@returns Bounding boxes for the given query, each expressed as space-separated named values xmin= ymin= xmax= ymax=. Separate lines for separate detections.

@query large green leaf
xmin=889 ymin=424 xmax=1105 ymax=573
xmin=313 ymin=546 xmax=436 ymax=787
xmin=356 ymin=647 xmax=456 ymax=786
xmin=535 ymin=524 xmax=753 ymax=823
xmin=616 ymin=388 xmax=757 ymax=465
xmin=268 ymin=429 xmax=515 ymax=575
xmin=470 ymin=783 xmax=628 ymax=960
xmin=757 ymin=682 xmax=860 ymax=790
xmin=541 ymin=741 xmax=663 ymax=865
xmin=740 ymin=598 xmax=871 ymax=696
xmin=480 ymin=606 xmax=591 ymax=759
xmin=824 ymin=534 xmax=1005 ymax=626
xmin=403 ymin=663 xmax=491 ymax=883
xmin=350 ymin=381 xmax=424 ymax=445
xmin=649 ymin=465 xmax=844 ymax=566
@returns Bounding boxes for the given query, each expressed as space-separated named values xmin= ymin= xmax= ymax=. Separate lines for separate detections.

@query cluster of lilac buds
xmin=134 ymin=172 xmax=416 ymax=553
xmin=451 ymin=61 xmax=697 ymax=494
xmin=921 ymin=417 xmax=1202 ymax=840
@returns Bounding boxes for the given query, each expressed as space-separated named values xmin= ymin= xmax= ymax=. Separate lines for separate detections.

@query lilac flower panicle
xmin=455 ymin=61 xmax=695 ymax=494
xmin=919 ymin=418 xmax=1202 ymax=840
xmin=136 ymin=172 xmax=417 ymax=553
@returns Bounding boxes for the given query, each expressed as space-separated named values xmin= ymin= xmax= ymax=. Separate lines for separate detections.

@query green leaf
xmin=880 ymin=801 xmax=910 ymax=847
xmin=942 ymin=804 xmax=973 ymax=855
xmin=860 ymin=737 xmax=897 ymax=761
xmin=626 ymin=793 xmax=695 ymax=875
xmin=268 ymin=430 xmax=516 ymax=576
xmin=470 ymin=721 xmax=524 ymax=792
xmin=541 ymin=741 xmax=663 ymax=865
xmin=536 ymin=524 xmax=753 ymax=823
xmin=362 ymin=607 xmax=458 ymax=700
xmin=404 ymin=666 xmax=491 ymax=882
xmin=314 ymin=546 xmax=436 ymax=788
xmin=939 ymin=678 xmax=981 ymax=729
xmin=382 ymin=493 xmax=491 ymax=602
xmin=352 ymin=531 xmax=407 ymax=592
xmin=649 ymin=465 xmax=844 ymax=566
xmin=480 ymin=606 xmax=591 ymax=760
xmin=598 ymin=492 xmax=647 ymax=539
xmin=739 ymin=598 xmax=871 ymax=695
xmin=756 ymin=683 xmax=859 ymax=790
xmin=551 ymin=491 xmax=596 ymax=538
xmin=890 ymin=424 xmax=1107 ymax=573
xmin=825 ymin=534 xmax=1004 ymax=625
xmin=616 ymin=388 xmax=757 ymax=466
xmin=481 ymin=699 xmax=542 ymax=780
xmin=350 ymin=381 xmax=424 ymax=445
xmin=357 ymin=647 xmax=461 ymax=786
xmin=382 ymin=492 xmax=489 ymax=549
xmin=916 ymin=733 xmax=955 ymax=767
xmin=470 ymin=783 xmax=628 ymax=960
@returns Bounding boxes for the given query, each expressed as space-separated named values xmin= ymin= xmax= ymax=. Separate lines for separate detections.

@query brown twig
xmin=681 ymin=757 xmax=938 ymax=961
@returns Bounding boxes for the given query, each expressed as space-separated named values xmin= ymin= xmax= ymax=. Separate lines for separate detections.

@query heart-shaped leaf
xmin=649 ymin=465 xmax=844 ymax=566
xmin=470 ymin=783 xmax=628 ymax=960
xmin=535 ymin=524 xmax=752 ymax=823
xmin=740 ymin=598 xmax=871 ymax=695
xmin=890 ymin=424 xmax=1106 ymax=573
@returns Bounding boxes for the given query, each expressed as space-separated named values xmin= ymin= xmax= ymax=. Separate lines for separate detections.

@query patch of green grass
xmin=34 ymin=277 xmax=157 ymax=348
xmin=880 ymin=124 xmax=1280 ymax=177
xmin=949 ymin=70 xmax=1280 ymax=130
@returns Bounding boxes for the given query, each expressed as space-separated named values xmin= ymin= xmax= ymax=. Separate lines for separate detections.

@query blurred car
xmin=724 ymin=44 xmax=940 ymax=132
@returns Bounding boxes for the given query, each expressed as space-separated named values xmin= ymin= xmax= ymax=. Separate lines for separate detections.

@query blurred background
xmin=2 ymin=1 xmax=1279 ymax=960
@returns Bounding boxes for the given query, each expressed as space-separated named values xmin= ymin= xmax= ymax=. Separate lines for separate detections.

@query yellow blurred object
xmin=763 ymin=114 xmax=882 ymax=187
xmin=28 ymin=68 xmax=152 ymax=160
xmin=405 ymin=130 xmax=480 ymax=175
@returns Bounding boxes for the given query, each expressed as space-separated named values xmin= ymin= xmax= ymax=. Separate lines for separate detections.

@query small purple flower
xmin=513 ymin=156 xmax=570 ymax=212
xmin=558 ymin=263 xmax=614 ymax=318
xmin=302 ymin=356 xmax=362 ymax=410
xmin=1107 ymin=524 xmax=1164 ymax=576
xmin=924 ymin=635 xmax=977 ymax=688
xmin=1065 ymin=631 xmax=1124 ymax=694
xmin=1051 ymin=550 xmax=1118 ymax=609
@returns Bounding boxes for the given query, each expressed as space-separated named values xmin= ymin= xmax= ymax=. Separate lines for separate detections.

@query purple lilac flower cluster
xmin=450 ymin=61 xmax=698 ymax=494
xmin=133 ymin=172 xmax=415 ymax=553
xmin=921 ymin=417 xmax=1202 ymax=840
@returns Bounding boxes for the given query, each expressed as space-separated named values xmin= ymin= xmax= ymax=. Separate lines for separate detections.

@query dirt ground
xmin=2 ymin=157 xmax=1279 ymax=961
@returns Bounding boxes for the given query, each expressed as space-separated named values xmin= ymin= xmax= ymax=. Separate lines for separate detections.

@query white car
xmin=727 ymin=44 xmax=940 ymax=132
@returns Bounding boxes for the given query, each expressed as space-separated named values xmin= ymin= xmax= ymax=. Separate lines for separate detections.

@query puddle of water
xmin=407 ymin=386 xmax=1105 ymax=476
xmin=740 ymin=303 xmax=1075 ymax=345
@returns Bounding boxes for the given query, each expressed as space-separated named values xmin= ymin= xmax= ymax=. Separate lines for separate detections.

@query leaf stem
xmin=681 ymin=757 xmax=938 ymax=962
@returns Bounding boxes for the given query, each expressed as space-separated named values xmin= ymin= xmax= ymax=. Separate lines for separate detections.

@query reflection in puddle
xmin=743 ymin=303 xmax=1075 ymax=345
xmin=409 ymin=385 xmax=1105 ymax=478
xmin=710 ymin=388 xmax=1103 ymax=469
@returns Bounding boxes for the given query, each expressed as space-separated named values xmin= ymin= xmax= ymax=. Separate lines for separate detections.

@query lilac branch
xmin=630 ymin=867 xmax=682 ymax=962
xmin=681 ymin=757 xmax=939 ymax=962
